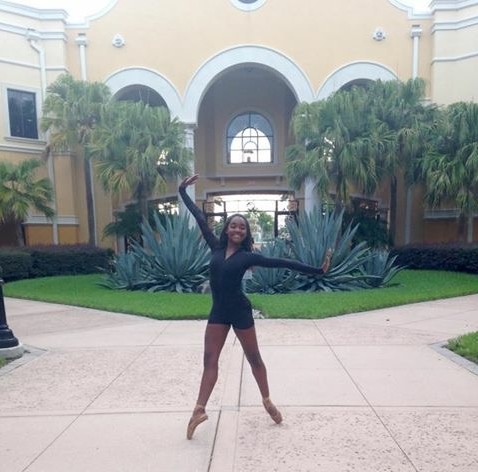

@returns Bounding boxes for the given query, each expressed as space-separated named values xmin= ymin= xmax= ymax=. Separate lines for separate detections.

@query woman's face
xmin=225 ymin=216 xmax=248 ymax=245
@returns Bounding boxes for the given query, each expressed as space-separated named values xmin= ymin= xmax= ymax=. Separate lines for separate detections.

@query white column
xmin=404 ymin=24 xmax=423 ymax=244
xmin=75 ymin=34 xmax=98 ymax=244
xmin=28 ymin=29 xmax=59 ymax=244
xmin=75 ymin=33 xmax=88 ymax=80
xmin=304 ymin=177 xmax=320 ymax=214
xmin=179 ymin=125 xmax=196 ymax=223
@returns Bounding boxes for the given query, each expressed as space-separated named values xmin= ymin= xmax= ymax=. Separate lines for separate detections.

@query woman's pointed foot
xmin=262 ymin=397 xmax=283 ymax=424
xmin=186 ymin=405 xmax=208 ymax=440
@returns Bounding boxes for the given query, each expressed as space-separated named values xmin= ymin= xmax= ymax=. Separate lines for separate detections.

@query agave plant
xmin=359 ymin=250 xmax=404 ymax=288
xmin=98 ymin=252 xmax=142 ymax=290
xmin=246 ymin=239 xmax=300 ymax=294
xmin=287 ymin=208 xmax=373 ymax=291
xmin=132 ymin=212 xmax=210 ymax=292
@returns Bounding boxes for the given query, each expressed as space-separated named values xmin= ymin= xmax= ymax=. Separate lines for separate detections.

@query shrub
xmin=360 ymin=250 xmax=404 ymax=287
xmin=0 ymin=249 xmax=32 ymax=281
xmin=286 ymin=208 xmax=372 ymax=291
xmin=98 ymin=252 xmax=142 ymax=290
xmin=101 ymin=213 xmax=211 ymax=293
xmin=391 ymin=244 xmax=478 ymax=274
xmin=246 ymin=239 xmax=300 ymax=294
xmin=26 ymin=244 xmax=113 ymax=277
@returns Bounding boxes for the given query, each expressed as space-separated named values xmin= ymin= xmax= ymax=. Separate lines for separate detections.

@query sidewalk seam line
xmin=314 ymin=320 xmax=420 ymax=472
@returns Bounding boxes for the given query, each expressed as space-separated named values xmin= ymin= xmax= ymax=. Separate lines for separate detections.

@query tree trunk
xmin=389 ymin=175 xmax=397 ymax=246
xmin=83 ymin=151 xmax=96 ymax=246
xmin=467 ymin=213 xmax=474 ymax=243
xmin=15 ymin=221 xmax=25 ymax=247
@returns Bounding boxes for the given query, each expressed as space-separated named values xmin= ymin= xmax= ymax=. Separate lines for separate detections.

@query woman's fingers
xmin=180 ymin=174 xmax=199 ymax=187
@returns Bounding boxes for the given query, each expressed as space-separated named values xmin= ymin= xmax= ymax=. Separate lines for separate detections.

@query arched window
xmin=227 ymin=112 xmax=273 ymax=164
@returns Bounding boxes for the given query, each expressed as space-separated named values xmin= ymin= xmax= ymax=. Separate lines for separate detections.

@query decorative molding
xmin=424 ymin=208 xmax=460 ymax=219
xmin=104 ymin=67 xmax=182 ymax=119
xmin=0 ymin=57 xmax=68 ymax=72
xmin=317 ymin=61 xmax=398 ymax=100
xmin=24 ymin=215 xmax=79 ymax=225
xmin=182 ymin=45 xmax=315 ymax=123
xmin=0 ymin=142 xmax=45 ymax=154
xmin=0 ymin=21 xmax=67 ymax=41
xmin=431 ymin=0 xmax=478 ymax=12
xmin=387 ymin=0 xmax=432 ymax=19
xmin=433 ymin=15 xmax=478 ymax=32
xmin=0 ymin=1 xmax=67 ymax=21
xmin=432 ymin=50 xmax=478 ymax=62
xmin=230 ymin=0 xmax=267 ymax=12
xmin=65 ymin=0 xmax=119 ymax=28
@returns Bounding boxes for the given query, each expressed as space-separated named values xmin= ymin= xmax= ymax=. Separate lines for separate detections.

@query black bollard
xmin=0 ymin=277 xmax=20 ymax=349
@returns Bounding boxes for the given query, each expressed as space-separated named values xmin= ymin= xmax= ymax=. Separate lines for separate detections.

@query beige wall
xmin=1 ymin=0 xmax=477 ymax=248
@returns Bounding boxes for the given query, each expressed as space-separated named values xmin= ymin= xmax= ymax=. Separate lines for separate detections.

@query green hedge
xmin=391 ymin=244 xmax=478 ymax=274
xmin=0 ymin=245 xmax=114 ymax=281
xmin=0 ymin=250 xmax=32 ymax=281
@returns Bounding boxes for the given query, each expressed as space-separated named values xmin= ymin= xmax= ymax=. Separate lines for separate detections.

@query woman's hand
xmin=179 ymin=174 xmax=199 ymax=189
xmin=321 ymin=248 xmax=333 ymax=273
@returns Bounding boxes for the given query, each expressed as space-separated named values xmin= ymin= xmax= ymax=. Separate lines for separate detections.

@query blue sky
xmin=14 ymin=1 xmax=432 ymax=23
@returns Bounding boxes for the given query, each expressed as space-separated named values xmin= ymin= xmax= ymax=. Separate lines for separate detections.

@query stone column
xmin=179 ymin=125 xmax=197 ymax=222
xmin=404 ymin=24 xmax=423 ymax=244
xmin=304 ymin=177 xmax=320 ymax=214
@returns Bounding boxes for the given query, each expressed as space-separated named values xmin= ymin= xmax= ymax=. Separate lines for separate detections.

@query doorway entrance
xmin=203 ymin=193 xmax=298 ymax=242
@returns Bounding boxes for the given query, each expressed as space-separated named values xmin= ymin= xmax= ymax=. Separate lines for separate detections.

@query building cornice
xmin=432 ymin=14 xmax=478 ymax=31
xmin=432 ymin=50 xmax=478 ymax=63
xmin=65 ymin=0 xmax=118 ymax=28
xmin=0 ymin=21 xmax=67 ymax=40
xmin=387 ymin=0 xmax=433 ymax=19
xmin=431 ymin=0 xmax=478 ymax=12
xmin=0 ymin=0 xmax=67 ymax=21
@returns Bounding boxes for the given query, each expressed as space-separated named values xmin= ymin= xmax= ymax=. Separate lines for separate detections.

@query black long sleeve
xmin=247 ymin=253 xmax=324 ymax=275
xmin=179 ymin=186 xmax=219 ymax=250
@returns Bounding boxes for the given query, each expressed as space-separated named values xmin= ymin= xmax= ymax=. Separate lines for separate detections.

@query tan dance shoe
xmin=186 ymin=404 xmax=208 ymax=440
xmin=262 ymin=397 xmax=283 ymax=424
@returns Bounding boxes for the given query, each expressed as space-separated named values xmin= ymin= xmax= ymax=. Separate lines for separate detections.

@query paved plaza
xmin=1 ymin=295 xmax=478 ymax=472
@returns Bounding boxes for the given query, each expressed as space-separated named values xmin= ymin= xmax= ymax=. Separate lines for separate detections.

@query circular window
xmin=230 ymin=0 xmax=267 ymax=11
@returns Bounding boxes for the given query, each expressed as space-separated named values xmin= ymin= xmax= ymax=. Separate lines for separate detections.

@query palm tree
xmin=286 ymin=86 xmax=392 ymax=212
xmin=367 ymin=78 xmax=434 ymax=243
xmin=0 ymin=159 xmax=54 ymax=246
xmin=89 ymin=100 xmax=192 ymax=221
xmin=420 ymin=102 xmax=478 ymax=242
xmin=41 ymin=73 xmax=111 ymax=245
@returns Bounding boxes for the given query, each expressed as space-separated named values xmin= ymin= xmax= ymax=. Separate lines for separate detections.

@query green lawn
xmin=448 ymin=332 xmax=478 ymax=364
xmin=4 ymin=269 xmax=478 ymax=320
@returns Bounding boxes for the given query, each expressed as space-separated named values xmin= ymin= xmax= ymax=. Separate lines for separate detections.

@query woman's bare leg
xmin=188 ymin=323 xmax=230 ymax=439
xmin=233 ymin=325 xmax=269 ymax=397
xmin=234 ymin=325 xmax=282 ymax=423
xmin=195 ymin=323 xmax=231 ymax=406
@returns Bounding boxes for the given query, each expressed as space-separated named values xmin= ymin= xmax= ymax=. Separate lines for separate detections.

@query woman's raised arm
xmin=178 ymin=175 xmax=219 ymax=250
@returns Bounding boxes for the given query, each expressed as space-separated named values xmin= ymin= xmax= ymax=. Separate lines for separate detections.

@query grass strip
xmin=448 ymin=331 xmax=478 ymax=364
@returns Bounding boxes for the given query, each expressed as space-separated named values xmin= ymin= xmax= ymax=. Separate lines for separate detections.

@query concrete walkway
xmin=1 ymin=296 xmax=478 ymax=472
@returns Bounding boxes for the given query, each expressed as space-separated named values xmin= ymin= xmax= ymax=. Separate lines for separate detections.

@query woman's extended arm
xmin=247 ymin=250 xmax=332 ymax=275
xmin=178 ymin=176 xmax=219 ymax=250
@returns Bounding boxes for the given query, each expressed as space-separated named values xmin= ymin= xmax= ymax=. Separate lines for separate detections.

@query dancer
xmin=179 ymin=175 xmax=332 ymax=439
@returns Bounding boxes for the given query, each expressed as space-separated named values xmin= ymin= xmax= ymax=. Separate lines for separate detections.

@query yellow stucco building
xmin=0 ymin=0 xmax=477 ymax=249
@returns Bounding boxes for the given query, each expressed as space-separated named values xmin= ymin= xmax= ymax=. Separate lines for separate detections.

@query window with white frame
xmin=227 ymin=112 xmax=273 ymax=164
xmin=7 ymin=89 xmax=38 ymax=139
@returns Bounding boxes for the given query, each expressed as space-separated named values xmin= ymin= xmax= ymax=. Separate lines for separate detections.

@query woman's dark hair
xmin=219 ymin=213 xmax=254 ymax=252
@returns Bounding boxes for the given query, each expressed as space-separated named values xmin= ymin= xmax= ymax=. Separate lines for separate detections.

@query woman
xmin=179 ymin=175 xmax=332 ymax=440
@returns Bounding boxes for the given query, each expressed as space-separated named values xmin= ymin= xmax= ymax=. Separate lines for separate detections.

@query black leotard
xmin=179 ymin=186 xmax=324 ymax=329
